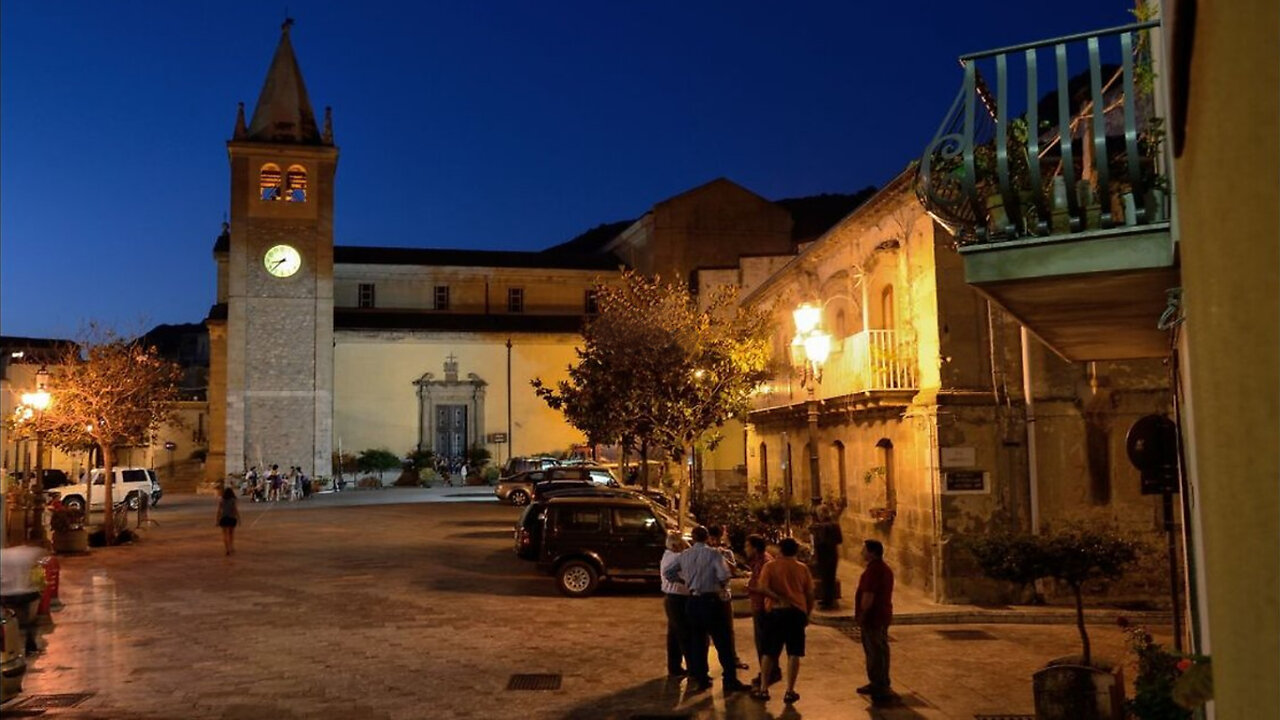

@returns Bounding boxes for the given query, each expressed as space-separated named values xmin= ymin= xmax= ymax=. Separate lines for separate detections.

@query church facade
xmin=204 ymin=24 xmax=854 ymax=484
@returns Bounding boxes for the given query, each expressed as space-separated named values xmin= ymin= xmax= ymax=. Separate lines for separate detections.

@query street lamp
xmin=791 ymin=304 xmax=831 ymax=509
xmin=20 ymin=367 xmax=51 ymax=544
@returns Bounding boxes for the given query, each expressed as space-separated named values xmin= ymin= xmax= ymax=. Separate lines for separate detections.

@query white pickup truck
xmin=51 ymin=467 xmax=161 ymax=513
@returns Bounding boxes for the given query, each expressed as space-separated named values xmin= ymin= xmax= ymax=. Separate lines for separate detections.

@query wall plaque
xmin=940 ymin=446 xmax=977 ymax=468
xmin=944 ymin=470 xmax=989 ymax=494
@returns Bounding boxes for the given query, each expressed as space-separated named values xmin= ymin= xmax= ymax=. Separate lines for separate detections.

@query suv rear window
xmin=554 ymin=507 xmax=602 ymax=532
xmin=549 ymin=469 xmax=583 ymax=480
xmin=122 ymin=469 xmax=149 ymax=485
xmin=612 ymin=507 xmax=659 ymax=532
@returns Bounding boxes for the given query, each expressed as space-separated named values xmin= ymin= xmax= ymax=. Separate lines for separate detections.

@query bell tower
xmin=209 ymin=19 xmax=336 ymax=481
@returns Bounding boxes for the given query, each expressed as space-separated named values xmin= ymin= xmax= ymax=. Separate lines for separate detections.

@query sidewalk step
xmin=814 ymin=608 xmax=1172 ymax=627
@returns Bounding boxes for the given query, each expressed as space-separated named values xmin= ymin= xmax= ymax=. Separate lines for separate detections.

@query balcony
xmin=751 ymin=329 xmax=917 ymax=413
xmin=915 ymin=21 xmax=1178 ymax=361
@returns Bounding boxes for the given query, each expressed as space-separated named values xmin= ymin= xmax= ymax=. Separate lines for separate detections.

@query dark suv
xmin=531 ymin=496 xmax=668 ymax=597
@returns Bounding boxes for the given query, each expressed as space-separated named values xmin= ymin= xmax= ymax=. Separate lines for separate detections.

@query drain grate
xmin=12 ymin=693 xmax=94 ymax=709
xmin=937 ymin=629 xmax=999 ymax=641
xmin=942 ymin=625 xmax=998 ymax=635
xmin=832 ymin=624 xmax=894 ymax=642
xmin=507 ymin=673 xmax=562 ymax=691
xmin=974 ymin=715 xmax=1034 ymax=720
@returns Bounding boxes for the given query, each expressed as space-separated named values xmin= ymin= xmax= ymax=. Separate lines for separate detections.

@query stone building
xmin=735 ymin=171 xmax=1173 ymax=602
xmin=204 ymin=24 xmax=865 ymax=484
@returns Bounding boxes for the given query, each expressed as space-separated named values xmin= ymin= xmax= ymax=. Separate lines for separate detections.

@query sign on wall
xmin=487 ymin=432 xmax=508 ymax=444
xmin=943 ymin=470 xmax=989 ymax=494
xmin=940 ymin=446 xmax=976 ymax=468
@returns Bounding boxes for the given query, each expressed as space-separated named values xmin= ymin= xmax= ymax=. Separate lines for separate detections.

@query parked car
xmin=536 ymin=496 xmax=668 ymax=596
xmin=495 ymin=466 xmax=617 ymax=506
xmin=8 ymin=469 xmax=71 ymax=491
xmin=500 ymin=456 xmax=560 ymax=478
xmin=49 ymin=467 xmax=156 ymax=512
xmin=147 ymin=469 xmax=163 ymax=507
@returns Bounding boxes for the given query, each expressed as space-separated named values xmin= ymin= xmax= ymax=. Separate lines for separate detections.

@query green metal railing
xmin=916 ymin=21 xmax=1169 ymax=244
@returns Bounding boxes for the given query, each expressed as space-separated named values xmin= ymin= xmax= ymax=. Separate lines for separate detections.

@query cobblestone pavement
xmin=5 ymin=490 xmax=1171 ymax=719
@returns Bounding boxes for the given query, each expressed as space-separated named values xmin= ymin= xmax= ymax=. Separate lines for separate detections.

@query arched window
xmin=759 ymin=442 xmax=769 ymax=488
xmin=835 ymin=309 xmax=847 ymax=339
xmin=259 ymin=164 xmax=282 ymax=201
xmin=834 ymin=440 xmax=847 ymax=503
xmin=285 ymin=165 xmax=308 ymax=202
xmin=876 ymin=438 xmax=896 ymax=509
xmin=880 ymin=286 xmax=896 ymax=330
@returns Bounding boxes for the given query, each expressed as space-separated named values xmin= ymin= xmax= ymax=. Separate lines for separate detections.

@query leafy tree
xmin=356 ymin=448 xmax=402 ymax=483
xmin=40 ymin=328 xmax=181 ymax=544
xmin=969 ymin=527 xmax=1140 ymax=666
xmin=534 ymin=271 xmax=771 ymax=522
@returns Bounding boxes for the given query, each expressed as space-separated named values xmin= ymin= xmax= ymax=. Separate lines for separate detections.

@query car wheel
xmin=126 ymin=493 xmax=141 ymax=511
xmin=64 ymin=497 xmax=85 ymax=513
xmin=556 ymin=560 xmax=599 ymax=597
xmin=510 ymin=490 xmax=530 ymax=506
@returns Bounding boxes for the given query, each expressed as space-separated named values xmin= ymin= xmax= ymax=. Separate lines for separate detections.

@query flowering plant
xmin=1121 ymin=619 xmax=1212 ymax=718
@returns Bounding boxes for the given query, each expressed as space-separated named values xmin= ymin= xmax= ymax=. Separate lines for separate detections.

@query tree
xmin=969 ymin=527 xmax=1140 ymax=666
xmin=356 ymin=448 xmax=402 ymax=484
xmin=534 ymin=271 xmax=772 ymax=521
xmin=41 ymin=329 xmax=182 ymax=545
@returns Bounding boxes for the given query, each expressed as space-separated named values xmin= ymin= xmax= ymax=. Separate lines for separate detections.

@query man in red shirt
xmin=854 ymin=539 xmax=895 ymax=701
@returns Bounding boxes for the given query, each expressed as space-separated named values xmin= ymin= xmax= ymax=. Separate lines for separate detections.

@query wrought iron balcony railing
xmin=916 ymin=21 xmax=1170 ymax=244
xmin=751 ymin=329 xmax=917 ymax=411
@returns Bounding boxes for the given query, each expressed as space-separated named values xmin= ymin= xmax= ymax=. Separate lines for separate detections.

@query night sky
xmin=1 ymin=1 xmax=1133 ymax=339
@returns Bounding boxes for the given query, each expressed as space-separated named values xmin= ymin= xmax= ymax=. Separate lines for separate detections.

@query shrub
xmin=405 ymin=448 xmax=435 ymax=471
xmin=1125 ymin=624 xmax=1192 ymax=720
xmin=482 ymin=466 xmax=500 ymax=484
xmin=967 ymin=527 xmax=1140 ymax=666
xmin=418 ymin=468 xmax=441 ymax=487
xmin=356 ymin=448 xmax=402 ymax=483
xmin=467 ymin=445 xmax=492 ymax=469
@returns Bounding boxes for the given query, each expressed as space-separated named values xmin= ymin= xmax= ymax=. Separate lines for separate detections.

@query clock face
xmin=264 ymin=244 xmax=302 ymax=278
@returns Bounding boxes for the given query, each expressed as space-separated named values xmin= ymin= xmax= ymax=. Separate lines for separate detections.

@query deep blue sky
xmin=1 ymin=1 xmax=1133 ymax=338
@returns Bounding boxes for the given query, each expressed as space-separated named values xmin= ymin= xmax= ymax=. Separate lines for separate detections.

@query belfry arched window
xmin=285 ymin=165 xmax=308 ymax=202
xmin=259 ymin=164 xmax=282 ymax=201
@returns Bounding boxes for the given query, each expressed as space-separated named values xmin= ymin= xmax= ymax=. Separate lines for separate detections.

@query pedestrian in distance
xmin=216 ymin=487 xmax=240 ymax=555
xmin=659 ymin=532 xmax=692 ymax=678
xmin=744 ymin=534 xmax=782 ymax=689
xmin=855 ymin=539 xmax=896 ymax=702
xmin=810 ymin=506 xmax=844 ymax=609
xmin=662 ymin=525 xmax=750 ymax=695
xmin=750 ymin=536 xmax=815 ymax=705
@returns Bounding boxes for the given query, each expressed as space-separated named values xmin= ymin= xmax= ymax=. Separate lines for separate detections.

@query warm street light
xmin=19 ymin=367 xmax=52 ymax=544
xmin=792 ymin=304 xmax=830 ymax=509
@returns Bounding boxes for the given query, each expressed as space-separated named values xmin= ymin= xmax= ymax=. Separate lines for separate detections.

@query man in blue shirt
xmin=663 ymin=525 xmax=750 ymax=693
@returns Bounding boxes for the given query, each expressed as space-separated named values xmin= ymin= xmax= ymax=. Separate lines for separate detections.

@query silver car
xmin=495 ymin=466 xmax=617 ymax=506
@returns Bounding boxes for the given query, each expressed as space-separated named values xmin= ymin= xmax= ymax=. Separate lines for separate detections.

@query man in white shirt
xmin=660 ymin=533 xmax=691 ymax=677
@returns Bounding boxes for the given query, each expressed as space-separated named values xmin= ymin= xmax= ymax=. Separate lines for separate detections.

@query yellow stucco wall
xmin=333 ymin=331 xmax=587 ymax=466
xmin=1174 ymin=1 xmax=1280 ymax=716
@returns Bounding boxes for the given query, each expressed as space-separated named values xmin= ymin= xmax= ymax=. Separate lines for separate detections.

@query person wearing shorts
xmin=216 ymin=487 xmax=240 ymax=555
xmin=750 ymin=537 xmax=815 ymax=705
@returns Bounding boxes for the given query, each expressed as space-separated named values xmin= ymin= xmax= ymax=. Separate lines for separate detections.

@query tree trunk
xmin=640 ymin=440 xmax=649 ymax=491
xmin=101 ymin=443 xmax=116 ymax=545
xmin=619 ymin=444 xmax=630 ymax=487
xmin=677 ymin=448 xmax=690 ymax=532
xmin=1073 ymin=582 xmax=1092 ymax=666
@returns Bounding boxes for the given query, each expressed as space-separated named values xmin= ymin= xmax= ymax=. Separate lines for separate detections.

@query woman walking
xmin=216 ymin=487 xmax=240 ymax=555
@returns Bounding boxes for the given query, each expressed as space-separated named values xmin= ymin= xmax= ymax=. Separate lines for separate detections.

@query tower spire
xmin=244 ymin=19 xmax=320 ymax=144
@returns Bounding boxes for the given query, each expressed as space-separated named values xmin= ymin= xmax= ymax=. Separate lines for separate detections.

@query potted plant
xmin=970 ymin=527 xmax=1140 ymax=720
xmin=50 ymin=502 xmax=88 ymax=554
xmin=1123 ymin=621 xmax=1213 ymax=719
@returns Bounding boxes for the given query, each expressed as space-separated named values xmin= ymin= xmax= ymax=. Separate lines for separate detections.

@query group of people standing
xmin=660 ymin=520 xmax=896 ymax=706
xmin=242 ymin=465 xmax=313 ymax=502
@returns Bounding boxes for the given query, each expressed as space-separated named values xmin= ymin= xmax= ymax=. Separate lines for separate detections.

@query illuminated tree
xmin=41 ymin=328 xmax=181 ymax=544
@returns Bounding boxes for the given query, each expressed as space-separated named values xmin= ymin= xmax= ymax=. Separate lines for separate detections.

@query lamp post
xmin=20 ymin=366 xmax=52 ymax=544
xmin=791 ymin=302 xmax=831 ymax=509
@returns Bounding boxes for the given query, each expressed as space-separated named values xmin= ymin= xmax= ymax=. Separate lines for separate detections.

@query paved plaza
xmin=5 ymin=489 xmax=1171 ymax=719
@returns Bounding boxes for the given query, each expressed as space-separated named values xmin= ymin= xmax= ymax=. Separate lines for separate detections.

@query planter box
xmin=1033 ymin=659 xmax=1125 ymax=720
xmin=53 ymin=528 xmax=89 ymax=555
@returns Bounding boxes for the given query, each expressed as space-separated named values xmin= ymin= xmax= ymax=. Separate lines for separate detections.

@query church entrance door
xmin=435 ymin=404 xmax=468 ymax=465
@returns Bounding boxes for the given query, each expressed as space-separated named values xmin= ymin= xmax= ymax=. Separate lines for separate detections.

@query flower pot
xmin=52 ymin=527 xmax=89 ymax=555
xmin=1032 ymin=658 xmax=1125 ymax=720
xmin=986 ymin=193 xmax=1011 ymax=237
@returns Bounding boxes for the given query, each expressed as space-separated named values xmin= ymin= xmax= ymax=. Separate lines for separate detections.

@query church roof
xmin=243 ymin=20 xmax=324 ymax=145
xmin=334 ymin=309 xmax=586 ymax=334
xmin=334 ymin=245 xmax=620 ymax=271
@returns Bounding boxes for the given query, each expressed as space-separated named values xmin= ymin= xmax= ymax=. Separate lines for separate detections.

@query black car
xmin=533 ymin=496 xmax=669 ymax=597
